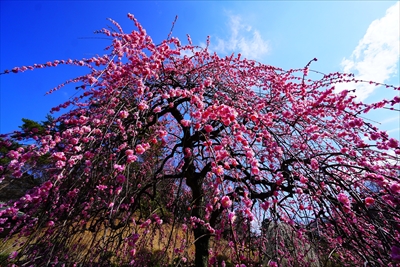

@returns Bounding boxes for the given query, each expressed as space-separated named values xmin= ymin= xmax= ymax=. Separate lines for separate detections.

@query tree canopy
xmin=1 ymin=15 xmax=399 ymax=267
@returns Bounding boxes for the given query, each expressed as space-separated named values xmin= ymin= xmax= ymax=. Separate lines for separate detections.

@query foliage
xmin=0 ymin=138 xmax=21 ymax=166
xmin=0 ymin=252 xmax=9 ymax=265
xmin=1 ymin=14 xmax=400 ymax=267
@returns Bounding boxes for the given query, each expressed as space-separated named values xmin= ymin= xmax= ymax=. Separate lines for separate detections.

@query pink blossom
xmin=387 ymin=138 xmax=399 ymax=148
xmin=261 ymin=201 xmax=270 ymax=210
xmin=9 ymin=251 xmax=18 ymax=259
xmin=244 ymin=208 xmax=254 ymax=221
xmin=220 ymin=196 xmax=232 ymax=209
xmin=250 ymin=113 xmax=258 ymax=122
xmin=88 ymin=76 xmax=98 ymax=84
xmin=96 ymin=185 xmax=107 ymax=191
xmin=114 ymin=164 xmax=125 ymax=172
xmin=213 ymin=166 xmax=224 ymax=176
xmin=43 ymin=181 xmax=53 ymax=190
xmin=7 ymin=150 xmax=20 ymax=159
xmin=127 ymin=155 xmax=138 ymax=163
xmin=364 ymin=197 xmax=375 ymax=207
xmin=228 ymin=211 xmax=236 ymax=223
xmin=140 ymin=219 xmax=152 ymax=228
xmin=310 ymin=158 xmax=319 ymax=170
xmin=119 ymin=144 xmax=129 ymax=151
xmin=204 ymin=124 xmax=213 ymax=133
xmin=182 ymin=224 xmax=187 ymax=231
xmin=53 ymin=152 xmax=66 ymax=161
xmin=115 ymin=186 xmax=123 ymax=194
xmin=116 ymin=174 xmax=126 ymax=183
xmin=129 ymin=249 xmax=136 ymax=257
xmin=370 ymin=132 xmax=380 ymax=140
xmin=184 ymin=147 xmax=192 ymax=158
xmin=251 ymin=166 xmax=260 ymax=175
xmin=135 ymin=144 xmax=146 ymax=155
xmin=55 ymin=160 xmax=66 ymax=168
xmin=389 ymin=182 xmax=400 ymax=194
xmin=119 ymin=110 xmax=129 ymax=118
xmin=245 ymin=150 xmax=254 ymax=159
xmin=157 ymin=130 xmax=167 ymax=138
xmin=125 ymin=149 xmax=134 ymax=156
xmin=337 ymin=193 xmax=350 ymax=207
xmin=181 ymin=119 xmax=191 ymax=127
xmin=243 ymin=197 xmax=252 ymax=208
xmin=204 ymin=78 xmax=212 ymax=87
xmin=138 ymin=101 xmax=149 ymax=110
xmin=153 ymin=106 xmax=161 ymax=113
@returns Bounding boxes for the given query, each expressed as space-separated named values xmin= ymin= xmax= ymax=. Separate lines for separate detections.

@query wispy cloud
xmin=387 ymin=127 xmax=399 ymax=134
xmin=208 ymin=14 xmax=269 ymax=61
xmin=338 ymin=2 xmax=399 ymax=101
xmin=380 ymin=116 xmax=400 ymax=125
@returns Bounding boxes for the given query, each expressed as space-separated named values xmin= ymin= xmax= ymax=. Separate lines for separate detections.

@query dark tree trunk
xmin=182 ymin=128 xmax=213 ymax=267
xmin=187 ymin=169 xmax=210 ymax=267
xmin=193 ymin=226 xmax=210 ymax=267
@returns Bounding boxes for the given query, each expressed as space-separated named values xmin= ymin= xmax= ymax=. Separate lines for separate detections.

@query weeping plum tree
xmin=1 ymin=14 xmax=400 ymax=267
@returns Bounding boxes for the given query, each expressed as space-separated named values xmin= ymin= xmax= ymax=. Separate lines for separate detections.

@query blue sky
xmin=1 ymin=1 xmax=399 ymax=138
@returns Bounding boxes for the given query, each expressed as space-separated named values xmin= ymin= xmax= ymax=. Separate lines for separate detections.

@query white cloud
xmin=338 ymin=2 xmax=400 ymax=101
xmin=209 ymin=14 xmax=269 ymax=60
xmin=387 ymin=127 xmax=399 ymax=134
xmin=380 ymin=116 xmax=400 ymax=125
xmin=179 ymin=47 xmax=201 ymax=58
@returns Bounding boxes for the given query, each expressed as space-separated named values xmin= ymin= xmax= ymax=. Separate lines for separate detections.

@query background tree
xmin=0 ymin=15 xmax=399 ymax=267
xmin=0 ymin=116 xmax=59 ymax=204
